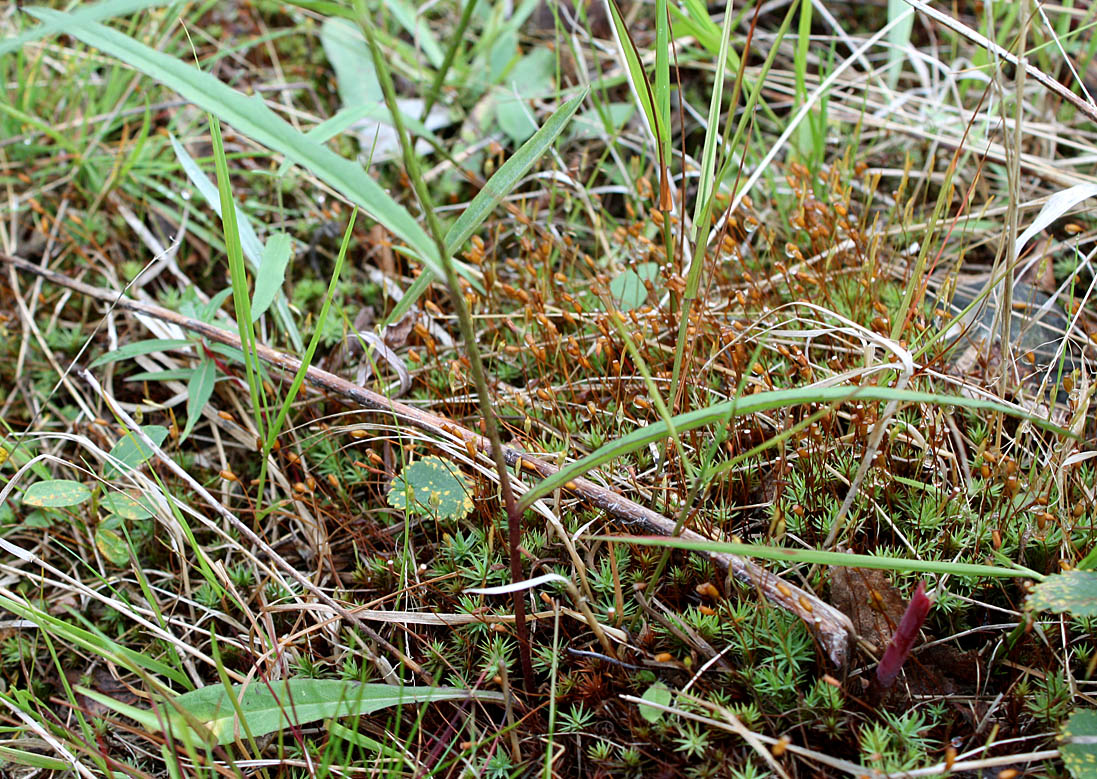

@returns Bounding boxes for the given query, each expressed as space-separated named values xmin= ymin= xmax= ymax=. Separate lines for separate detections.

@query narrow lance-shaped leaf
xmin=78 ymin=679 xmax=504 ymax=746
xmin=180 ymin=358 xmax=217 ymax=443
xmin=105 ymin=425 xmax=169 ymax=477
xmin=444 ymin=89 xmax=587 ymax=255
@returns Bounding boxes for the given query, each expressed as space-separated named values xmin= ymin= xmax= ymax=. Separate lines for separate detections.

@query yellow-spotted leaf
xmin=1029 ymin=570 xmax=1097 ymax=617
xmin=100 ymin=493 xmax=156 ymax=521
xmin=387 ymin=455 xmax=473 ymax=521
xmin=95 ymin=514 xmax=153 ymax=566
xmin=1061 ymin=709 xmax=1097 ymax=778
xmin=21 ymin=479 xmax=90 ymax=509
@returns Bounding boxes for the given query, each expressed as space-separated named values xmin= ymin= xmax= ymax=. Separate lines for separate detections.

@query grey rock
xmin=928 ymin=279 xmax=1082 ymax=396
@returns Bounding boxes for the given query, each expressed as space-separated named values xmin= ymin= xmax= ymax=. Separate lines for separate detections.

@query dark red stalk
xmin=876 ymin=580 xmax=933 ymax=688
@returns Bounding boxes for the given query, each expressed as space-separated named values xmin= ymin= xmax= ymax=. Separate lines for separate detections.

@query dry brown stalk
xmin=1 ymin=252 xmax=854 ymax=665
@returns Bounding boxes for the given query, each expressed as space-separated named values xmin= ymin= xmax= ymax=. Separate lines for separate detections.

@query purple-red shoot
xmin=876 ymin=580 xmax=933 ymax=688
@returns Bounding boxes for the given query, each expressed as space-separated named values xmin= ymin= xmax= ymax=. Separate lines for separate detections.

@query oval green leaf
xmin=106 ymin=425 xmax=169 ymax=477
xmin=22 ymin=479 xmax=90 ymax=508
xmin=94 ymin=525 xmax=129 ymax=567
xmin=638 ymin=682 xmax=672 ymax=723
xmin=100 ymin=493 xmax=156 ymax=520
xmin=95 ymin=514 xmax=152 ymax=566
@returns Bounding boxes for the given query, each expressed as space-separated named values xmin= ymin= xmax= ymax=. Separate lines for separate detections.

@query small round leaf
xmin=638 ymin=682 xmax=672 ymax=723
xmin=387 ymin=456 xmax=473 ymax=521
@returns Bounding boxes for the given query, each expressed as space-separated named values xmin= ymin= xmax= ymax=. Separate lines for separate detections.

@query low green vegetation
xmin=1 ymin=1 xmax=1096 ymax=777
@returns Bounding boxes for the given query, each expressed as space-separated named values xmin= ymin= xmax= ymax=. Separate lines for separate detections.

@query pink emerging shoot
xmin=876 ymin=580 xmax=933 ymax=688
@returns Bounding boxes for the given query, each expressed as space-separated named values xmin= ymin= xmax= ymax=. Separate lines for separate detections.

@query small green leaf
xmin=199 ymin=287 xmax=234 ymax=323
xmin=1029 ymin=570 xmax=1097 ymax=617
xmin=638 ymin=682 xmax=672 ymax=723
xmin=100 ymin=493 xmax=156 ymax=520
xmin=494 ymin=93 xmax=538 ymax=146
xmin=388 ymin=456 xmax=474 ymax=521
xmin=568 ymin=103 xmax=634 ymax=141
xmin=494 ymin=48 xmax=555 ymax=144
xmin=21 ymin=479 xmax=91 ymax=508
xmin=252 ymin=233 xmax=293 ymax=321
xmin=180 ymin=359 xmax=217 ymax=443
xmin=95 ymin=514 xmax=152 ymax=566
xmin=94 ymin=524 xmax=128 ymax=566
xmin=1061 ymin=709 xmax=1097 ymax=778
xmin=610 ymin=262 xmax=658 ymax=310
xmin=105 ymin=425 xmax=169 ymax=477
xmin=21 ymin=511 xmax=55 ymax=529
xmin=488 ymin=29 xmax=517 ymax=83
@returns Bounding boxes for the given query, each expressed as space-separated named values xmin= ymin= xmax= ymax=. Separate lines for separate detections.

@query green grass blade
xmin=689 ymin=0 xmax=735 ymax=236
xmin=654 ymin=0 xmax=670 ymax=165
xmin=517 ymin=385 xmax=1073 ymax=510
xmin=605 ymin=536 xmax=1041 ymax=579
xmin=209 ymin=116 xmax=267 ymax=442
xmin=0 ymin=746 xmax=70 ymax=772
xmin=604 ymin=0 xmax=665 ymax=156
xmin=255 ymin=209 xmax=357 ymax=506
xmin=0 ymin=593 xmax=189 ymax=685
xmin=444 ymin=89 xmax=587 ymax=255
xmin=0 ymin=0 xmax=165 ymax=57
xmin=170 ymin=135 xmax=303 ymax=350
xmin=29 ymin=8 xmax=441 ymax=272
xmin=382 ymin=0 xmax=444 ymax=68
